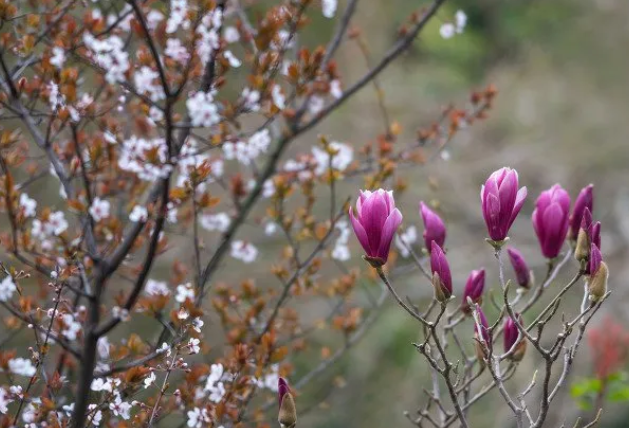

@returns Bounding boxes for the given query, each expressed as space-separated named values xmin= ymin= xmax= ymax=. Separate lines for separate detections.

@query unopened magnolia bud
xmin=574 ymin=228 xmax=590 ymax=262
xmin=278 ymin=392 xmax=297 ymax=428
xmin=588 ymin=261 xmax=608 ymax=302
xmin=430 ymin=242 xmax=452 ymax=301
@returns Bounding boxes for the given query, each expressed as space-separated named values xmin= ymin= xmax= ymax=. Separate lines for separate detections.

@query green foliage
xmin=571 ymin=372 xmax=629 ymax=410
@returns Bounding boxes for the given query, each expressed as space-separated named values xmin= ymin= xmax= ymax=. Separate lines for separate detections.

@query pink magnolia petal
xmin=377 ymin=208 xmax=403 ymax=261
xmin=349 ymin=208 xmax=371 ymax=255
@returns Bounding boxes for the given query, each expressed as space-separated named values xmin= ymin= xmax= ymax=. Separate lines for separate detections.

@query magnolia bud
xmin=574 ymin=208 xmax=592 ymax=262
xmin=588 ymin=261 xmax=608 ymax=302
xmin=278 ymin=393 xmax=297 ymax=428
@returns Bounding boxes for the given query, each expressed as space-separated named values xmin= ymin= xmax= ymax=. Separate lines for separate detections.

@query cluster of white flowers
xmin=91 ymin=377 xmax=121 ymax=393
xmin=187 ymin=91 xmax=220 ymax=128
xmin=230 ymin=240 xmax=258 ymax=263
xmin=395 ymin=226 xmax=418 ymax=258
xmin=89 ymin=197 xmax=110 ymax=222
xmin=134 ymin=66 xmax=166 ymax=102
xmin=196 ymin=8 xmax=222 ymax=64
xmin=165 ymin=38 xmax=190 ymax=63
xmin=145 ymin=279 xmax=170 ymax=296
xmin=176 ymin=283 xmax=195 ymax=303
xmin=50 ymin=46 xmax=66 ymax=69
xmin=31 ymin=211 xmax=69 ymax=243
xmin=108 ymin=394 xmax=133 ymax=420
xmin=332 ymin=221 xmax=351 ymax=261
xmin=166 ymin=0 xmax=190 ymax=34
xmin=8 ymin=358 xmax=36 ymax=377
xmin=322 ymin=0 xmax=338 ymax=18
xmin=204 ymin=363 xmax=227 ymax=403
xmin=60 ymin=313 xmax=82 ymax=341
xmin=440 ymin=10 xmax=467 ymax=39
xmin=146 ymin=9 xmax=164 ymax=30
xmin=187 ymin=407 xmax=211 ymax=428
xmin=311 ymin=141 xmax=354 ymax=175
xmin=222 ymin=129 xmax=272 ymax=166
xmin=83 ymin=34 xmax=130 ymax=83
xmin=241 ymin=87 xmax=260 ymax=112
xmin=19 ymin=193 xmax=37 ymax=218
xmin=0 ymin=387 xmax=13 ymax=413
xmin=200 ymin=213 xmax=231 ymax=232
xmin=129 ymin=205 xmax=148 ymax=222
xmin=253 ymin=364 xmax=280 ymax=391
xmin=118 ymin=136 xmax=172 ymax=181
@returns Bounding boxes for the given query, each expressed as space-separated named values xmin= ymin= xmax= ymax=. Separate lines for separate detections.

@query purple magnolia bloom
xmin=575 ymin=208 xmax=602 ymax=261
xmin=507 ymin=247 xmax=533 ymax=289
xmin=504 ymin=313 xmax=526 ymax=361
xmin=532 ymin=184 xmax=571 ymax=259
xmin=569 ymin=184 xmax=594 ymax=240
xmin=585 ymin=243 xmax=602 ymax=276
xmin=480 ymin=167 xmax=527 ymax=241
xmin=592 ymin=221 xmax=601 ymax=249
xmin=419 ymin=201 xmax=446 ymax=250
xmin=462 ymin=269 xmax=485 ymax=313
xmin=430 ymin=242 xmax=452 ymax=301
xmin=278 ymin=377 xmax=290 ymax=408
xmin=349 ymin=189 xmax=403 ymax=266
xmin=475 ymin=306 xmax=491 ymax=345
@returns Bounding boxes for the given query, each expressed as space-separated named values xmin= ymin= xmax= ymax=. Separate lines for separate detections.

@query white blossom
xmin=118 ymin=136 xmax=172 ymax=181
xmin=0 ymin=388 xmax=13 ymax=413
xmin=224 ymin=50 xmax=241 ymax=68
xmin=395 ymin=226 xmax=418 ymax=258
xmin=187 ymin=91 xmax=220 ymax=128
xmin=439 ymin=23 xmax=456 ymax=39
xmin=146 ymin=279 xmax=170 ymax=296
xmin=61 ymin=313 xmax=82 ymax=341
xmin=149 ymin=105 xmax=164 ymax=122
xmin=83 ymin=34 xmax=130 ymax=83
xmin=187 ymin=407 xmax=211 ymax=428
xmin=19 ymin=194 xmax=37 ymax=217
xmin=144 ymin=371 xmax=156 ymax=389
xmin=146 ymin=9 xmax=164 ymax=30
xmin=188 ymin=338 xmax=201 ymax=354
xmin=200 ymin=213 xmax=231 ymax=232
xmin=224 ymin=26 xmax=240 ymax=43
xmin=89 ymin=198 xmax=110 ymax=222
xmin=176 ymin=283 xmax=195 ymax=303
xmin=230 ymin=241 xmax=258 ymax=263
xmin=312 ymin=141 xmax=353 ymax=175
xmin=50 ymin=47 xmax=66 ymax=69
xmin=134 ymin=66 xmax=165 ymax=102
xmin=455 ymin=10 xmax=467 ymax=33
xmin=88 ymin=404 xmax=103 ymax=426
xmin=97 ymin=336 xmax=110 ymax=359
xmin=322 ymin=0 xmax=337 ymax=18
xmin=166 ymin=0 xmax=190 ymax=33
xmin=165 ymin=38 xmax=190 ymax=63
xmin=0 ymin=276 xmax=17 ymax=302
xmin=8 ymin=358 xmax=36 ymax=377
xmin=129 ymin=205 xmax=149 ymax=222
xmin=109 ymin=395 xmax=132 ymax=420
xmin=308 ymin=96 xmax=324 ymax=115
xmin=204 ymin=364 xmax=226 ymax=403
xmin=272 ymin=85 xmax=286 ymax=110
xmin=241 ymin=87 xmax=260 ymax=112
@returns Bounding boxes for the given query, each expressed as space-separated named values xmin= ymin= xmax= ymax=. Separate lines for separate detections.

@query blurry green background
xmin=290 ymin=0 xmax=629 ymax=427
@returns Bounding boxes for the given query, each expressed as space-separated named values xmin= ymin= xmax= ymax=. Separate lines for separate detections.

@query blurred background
xmin=289 ymin=0 xmax=629 ymax=427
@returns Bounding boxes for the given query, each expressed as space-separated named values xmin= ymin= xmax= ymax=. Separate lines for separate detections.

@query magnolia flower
xmin=532 ymin=184 xmax=571 ymax=259
xmin=461 ymin=269 xmax=485 ymax=313
xmin=574 ymin=208 xmax=601 ymax=262
xmin=349 ymin=189 xmax=403 ymax=266
xmin=430 ymin=242 xmax=452 ymax=302
xmin=419 ymin=201 xmax=446 ymax=250
xmin=569 ymin=184 xmax=593 ymax=240
xmin=507 ymin=247 xmax=533 ymax=289
xmin=481 ymin=167 xmax=527 ymax=242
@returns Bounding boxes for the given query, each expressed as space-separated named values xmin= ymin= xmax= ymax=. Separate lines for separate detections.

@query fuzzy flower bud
xmin=504 ymin=313 xmax=527 ymax=361
xmin=507 ymin=247 xmax=534 ymax=289
xmin=349 ymin=189 xmax=403 ymax=267
xmin=574 ymin=207 xmax=593 ymax=262
xmin=419 ymin=201 xmax=446 ymax=251
xmin=587 ymin=244 xmax=608 ymax=302
xmin=278 ymin=377 xmax=297 ymax=428
xmin=430 ymin=242 xmax=452 ymax=302
xmin=461 ymin=269 xmax=485 ymax=314
xmin=480 ymin=167 xmax=527 ymax=242
xmin=532 ymin=184 xmax=571 ymax=259
xmin=569 ymin=184 xmax=594 ymax=240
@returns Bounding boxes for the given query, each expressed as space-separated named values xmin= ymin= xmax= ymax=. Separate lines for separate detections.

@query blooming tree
xmin=0 ymin=0 xmax=602 ymax=428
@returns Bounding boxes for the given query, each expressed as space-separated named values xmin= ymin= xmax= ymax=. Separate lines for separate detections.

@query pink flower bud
xmin=419 ymin=201 xmax=446 ymax=250
xmin=430 ymin=242 xmax=452 ymax=301
xmin=504 ymin=313 xmax=526 ymax=361
xmin=278 ymin=377 xmax=290 ymax=408
xmin=575 ymin=208 xmax=600 ymax=261
xmin=349 ymin=189 xmax=403 ymax=266
xmin=461 ymin=269 xmax=485 ymax=313
xmin=532 ymin=184 xmax=571 ymax=259
xmin=480 ymin=167 xmax=527 ymax=242
xmin=507 ymin=247 xmax=533 ymax=289
xmin=569 ymin=184 xmax=594 ymax=240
